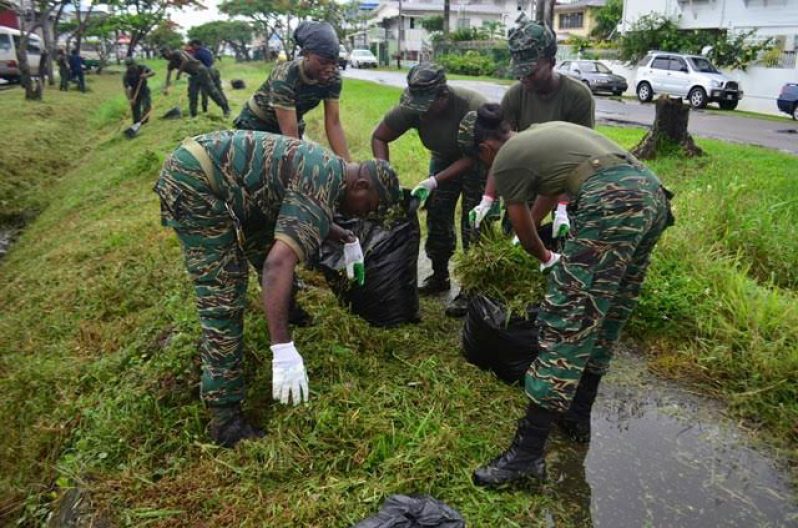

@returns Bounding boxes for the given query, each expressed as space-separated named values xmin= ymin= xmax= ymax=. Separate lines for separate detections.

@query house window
xmin=457 ymin=18 xmax=471 ymax=29
xmin=409 ymin=17 xmax=415 ymax=29
xmin=559 ymin=12 xmax=584 ymax=29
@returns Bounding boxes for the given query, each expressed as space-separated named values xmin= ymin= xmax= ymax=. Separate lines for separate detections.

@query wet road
xmin=343 ymin=68 xmax=798 ymax=155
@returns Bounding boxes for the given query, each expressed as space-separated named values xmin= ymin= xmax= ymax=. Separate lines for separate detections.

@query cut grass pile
xmin=0 ymin=60 xmax=796 ymax=525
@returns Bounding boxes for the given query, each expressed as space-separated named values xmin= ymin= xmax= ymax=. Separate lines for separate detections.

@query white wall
xmin=606 ymin=60 xmax=795 ymax=115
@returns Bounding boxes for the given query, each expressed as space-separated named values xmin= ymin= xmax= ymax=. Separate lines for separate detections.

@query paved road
xmin=343 ymin=68 xmax=798 ymax=155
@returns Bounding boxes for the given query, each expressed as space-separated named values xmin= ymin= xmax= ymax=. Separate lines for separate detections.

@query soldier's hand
xmin=410 ymin=177 xmax=437 ymax=205
xmin=539 ymin=250 xmax=561 ymax=273
xmin=469 ymin=195 xmax=495 ymax=229
xmin=271 ymin=342 xmax=309 ymax=405
xmin=552 ymin=202 xmax=570 ymax=239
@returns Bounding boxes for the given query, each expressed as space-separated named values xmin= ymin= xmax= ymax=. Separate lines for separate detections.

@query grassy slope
xmin=0 ymin=61 xmax=796 ymax=525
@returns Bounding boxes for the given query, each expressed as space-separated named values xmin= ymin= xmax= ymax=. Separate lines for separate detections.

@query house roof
xmin=554 ymin=0 xmax=606 ymax=11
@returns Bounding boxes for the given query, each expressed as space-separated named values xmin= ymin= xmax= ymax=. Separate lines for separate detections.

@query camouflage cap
xmin=457 ymin=111 xmax=479 ymax=157
xmin=508 ymin=17 xmax=557 ymax=78
xmin=362 ymin=159 xmax=402 ymax=206
xmin=400 ymin=63 xmax=447 ymax=113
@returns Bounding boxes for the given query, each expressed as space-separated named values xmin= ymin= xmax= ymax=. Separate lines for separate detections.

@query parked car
xmin=635 ymin=51 xmax=742 ymax=110
xmin=776 ymin=83 xmax=798 ymax=120
xmin=0 ymin=26 xmax=41 ymax=83
xmin=558 ymin=60 xmax=628 ymax=96
xmin=338 ymin=44 xmax=348 ymax=70
xmin=349 ymin=49 xmax=378 ymax=69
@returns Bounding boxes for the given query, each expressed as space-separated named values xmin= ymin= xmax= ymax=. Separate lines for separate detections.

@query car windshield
xmin=577 ymin=61 xmax=611 ymax=74
xmin=0 ymin=34 xmax=11 ymax=52
xmin=690 ymin=57 xmax=719 ymax=73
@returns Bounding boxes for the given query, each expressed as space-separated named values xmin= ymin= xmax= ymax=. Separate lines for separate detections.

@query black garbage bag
xmin=320 ymin=192 xmax=421 ymax=327
xmin=462 ymin=294 xmax=539 ymax=384
xmin=352 ymin=494 xmax=465 ymax=528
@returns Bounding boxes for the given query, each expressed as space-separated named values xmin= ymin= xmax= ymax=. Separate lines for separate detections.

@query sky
xmin=169 ymin=0 xmax=225 ymax=33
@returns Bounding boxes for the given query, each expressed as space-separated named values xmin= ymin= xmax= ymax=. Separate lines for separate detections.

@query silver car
xmin=558 ymin=60 xmax=628 ymax=96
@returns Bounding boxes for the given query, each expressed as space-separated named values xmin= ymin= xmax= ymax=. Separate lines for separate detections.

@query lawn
xmin=0 ymin=59 xmax=795 ymax=526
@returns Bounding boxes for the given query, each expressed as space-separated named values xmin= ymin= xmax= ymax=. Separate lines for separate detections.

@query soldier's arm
xmin=530 ymin=194 xmax=559 ymax=227
xmin=371 ymin=121 xmax=402 ymax=161
xmin=275 ymin=107 xmax=301 ymax=139
xmin=262 ymin=240 xmax=298 ymax=344
xmin=506 ymin=202 xmax=548 ymax=263
xmin=323 ymin=99 xmax=351 ymax=162
xmin=431 ymin=156 xmax=475 ymax=185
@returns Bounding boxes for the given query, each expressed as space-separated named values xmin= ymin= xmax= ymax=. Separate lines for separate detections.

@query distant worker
xmin=371 ymin=63 xmax=487 ymax=318
xmin=234 ymin=21 xmax=351 ymax=161
xmin=458 ymin=109 xmax=674 ymax=488
xmin=160 ymin=45 xmax=230 ymax=118
xmin=187 ymin=39 xmax=228 ymax=116
xmin=56 ymin=49 xmax=69 ymax=91
xmin=123 ymin=57 xmax=155 ymax=125
xmin=68 ymin=48 xmax=86 ymax=93
xmin=154 ymin=131 xmax=401 ymax=447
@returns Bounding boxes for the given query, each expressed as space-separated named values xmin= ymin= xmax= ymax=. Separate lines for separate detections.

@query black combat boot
xmin=444 ymin=290 xmax=469 ymax=318
xmin=473 ymin=403 xmax=558 ymax=487
xmin=418 ymin=261 xmax=450 ymax=295
xmin=556 ymin=371 xmax=601 ymax=443
xmin=208 ymin=404 xmax=265 ymax=448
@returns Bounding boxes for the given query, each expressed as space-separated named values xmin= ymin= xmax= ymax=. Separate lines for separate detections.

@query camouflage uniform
xmin=57 ymin=53 xmax=70 ymax=91
xmin=490 ymin=122 xmax=673 ymax=413
xmin=233 ymin=58 xmax=342 ymax=136
xmin=153 ymin=131 xmax=347 ymax=406
xmin=199 ymin=67 xmax=227 ymax=113
xmin=165 ymin=50 xmax=229 ymax=117
xmin=123 ymin=62 xmax=153 ymax=124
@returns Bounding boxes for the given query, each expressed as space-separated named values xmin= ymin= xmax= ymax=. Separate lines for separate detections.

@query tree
xmin=145 ymin=19 xmax=183 ymax=51
xmin=420 ymin=15 xmax=443 ymax=33
xmin=12 ymin=0 xmax=63 ymax=100
xmin=189 ymin=20 xmax=253 ymax=60
xmin=104 ymin=0 xmax=203 ymax=57
xmin=591 ymin=0 xmax=622 ymax=41
xmin=632 ymin=96 xmax=703 ymax=159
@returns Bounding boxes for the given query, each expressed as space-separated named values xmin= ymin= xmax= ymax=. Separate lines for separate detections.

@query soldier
xmin=122 ymin=57 xmax=154 ymax=124
xmin=154 ymin=131 xmax=401 ymax=447
xmin=458 ymin=108 xmax=673 ymax=487
xmin=233 ymin=21 xmax=351 ymax=161
xmin=371 ymin=63 xmax=486 ymax=317
xmin=68 ymin=48 xmax=85 ymax=93
xmin=187 ymin=39 xmax=228 ymax=115
xmin=56 ymin=48 xmax=69 ymax=91
xmin=160 ymin=45 xmax=230 ymax=118
xmin=470 ymin=17 xmax=595 ymax=240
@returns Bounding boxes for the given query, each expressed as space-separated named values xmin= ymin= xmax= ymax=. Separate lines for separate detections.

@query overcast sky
xmin=169 ymin=0 xmax=225 ymax=33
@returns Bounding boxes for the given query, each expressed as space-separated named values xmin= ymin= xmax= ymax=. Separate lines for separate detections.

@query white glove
xmin=343 ymin=237 xmax=365 ymax=286
xmin=539 ymin=251 xmax=561 ymax=273
xmin=552 ymin=202 xmax=570 ymax=239
xmin=410 ymin=177 xmax=437 ymax=204
xmin=271 ymin=341 xmax=309 ymax=405
xmin=511 ymin=234 xmax=520 ymax=246
xmin=469 ymin=195 xmax=495 ymax=229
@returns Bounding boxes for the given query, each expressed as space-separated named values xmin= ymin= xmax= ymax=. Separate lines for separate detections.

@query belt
xmin=181 ymin=137 xmax=247 ymax=248
xmin=566 ymin=152 xmax=643 ymax=191
xmin=246 ymin=97 xmax=271 ymax=122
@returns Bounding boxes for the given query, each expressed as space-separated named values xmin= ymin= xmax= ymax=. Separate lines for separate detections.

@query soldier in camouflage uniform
xmin=470 ymin=16 xmax=595 ymax=241
xmin=234 ymin=21 xmax=351 ymax=161
xmin=371 ymin=63 xmax=486 ymax=317
xmin=458 ymin=114 xmax=673 ymax=487
xmin=56 ymin=48 xmax=70 ymax=91
xmin=154 ymin=130 xmax=401 ymax=447
xmin=160 ymin=46 xmax=230 ymax=118
xmin=187 ymin=39 xmax=229 ymax=115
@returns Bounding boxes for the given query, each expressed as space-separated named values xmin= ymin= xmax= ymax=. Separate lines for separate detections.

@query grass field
xmin=0 ymin=59 xmax=796 ymax=526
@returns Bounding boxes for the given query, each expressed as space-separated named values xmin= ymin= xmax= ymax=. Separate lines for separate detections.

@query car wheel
xmin=637 ymin=82 xmax=653 ymax=103
xmin=688 ymin=87 xmax=708 ymax=109
xmin=613 ymin=90 xmax=622 ymax=96
xmin=718 ymin=100 xmax=738 ymax=111
xmin=792 ymin=103 xmax=798 ymax=120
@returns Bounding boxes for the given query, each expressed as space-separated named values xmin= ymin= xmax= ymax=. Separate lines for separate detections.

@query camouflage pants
xmin=154 ymin=147 xmax=274 ymax=407
xmin=187 ymin=67 xmax=229 ymax=117
xmin=131 ymin=86 xmax=151 ymax=124
xmin=192 ymin=67 xmax=228 ymax=113
xmin=59 ymin=66 xmax=69 ymax=91
xmin=424 ymin=157 xmax=486 ymax=266
xmin=233 ymin=105 xmax=306 ymax=138
xmin=525 ymin=165 xmax=672 ymax=412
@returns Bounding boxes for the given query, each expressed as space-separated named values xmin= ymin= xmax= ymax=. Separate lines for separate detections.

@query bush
xmin=437 ymin=51 xmax=497 ymax=77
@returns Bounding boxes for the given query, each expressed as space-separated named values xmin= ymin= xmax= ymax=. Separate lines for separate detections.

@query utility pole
xmin=396 ymin=0 xmax=403 ymax=69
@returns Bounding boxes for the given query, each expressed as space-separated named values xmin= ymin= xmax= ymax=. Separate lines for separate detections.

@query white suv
xmin=635 ymin=52 xmax=742 ymax=110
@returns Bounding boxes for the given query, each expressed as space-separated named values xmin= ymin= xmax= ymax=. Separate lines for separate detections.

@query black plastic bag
xmin=352 ymin=494 xmax=465 ymax=528
xmin=320 ymin=192 xmax=421 ymax=327
xmin=462 ymin=295 xmax=539 ymax=384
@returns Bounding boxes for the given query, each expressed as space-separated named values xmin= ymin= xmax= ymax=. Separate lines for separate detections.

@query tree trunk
xmin=42 ymin=20 xmax=55 ymax=86
xmin=443 ymin=0 xmax=450 ymax=35
xmin=632 ymin=96 xmax=704 ymax=160
xmin=16 ymin=33 xmax=42 ymax=100
xmin=535 ymin=0 xmax=545 ymax=24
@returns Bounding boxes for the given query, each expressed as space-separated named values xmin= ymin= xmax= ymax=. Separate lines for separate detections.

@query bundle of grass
xmin=454 ymin=223 xmax=547 ymax=318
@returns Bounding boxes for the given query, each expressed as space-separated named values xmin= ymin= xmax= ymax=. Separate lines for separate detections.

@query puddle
xmin=545 ymin=349 xmax=797 ymax=527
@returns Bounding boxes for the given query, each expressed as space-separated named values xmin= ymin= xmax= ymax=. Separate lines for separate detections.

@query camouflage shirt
xmin=501 ymin=74 xmax=595 ymax=131
xmin=184 ymin=131 xmax=346 ymax=262
xmin=166 ymin=50 xmax=203 ymax=77
xmin=248 ymin=58 xmax=342 ymax=130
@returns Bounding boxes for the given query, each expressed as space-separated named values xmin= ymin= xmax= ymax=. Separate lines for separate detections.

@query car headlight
xmin=710 ymin=80 xmax=723 ymax=88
